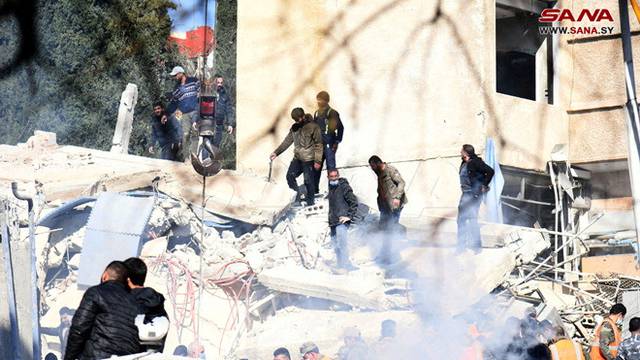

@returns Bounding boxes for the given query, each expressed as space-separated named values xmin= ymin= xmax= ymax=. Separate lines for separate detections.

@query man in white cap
xmin=168 ymin=65 xmax=200 ymax=162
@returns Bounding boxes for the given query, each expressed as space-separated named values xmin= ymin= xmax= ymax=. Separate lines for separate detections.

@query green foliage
xmin=0 ymin=0 xmax=183 ymax=155
xmin=215 ymin=0 xmax=238 ymax=169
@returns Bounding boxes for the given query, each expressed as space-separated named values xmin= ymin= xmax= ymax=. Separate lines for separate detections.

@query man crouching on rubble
xmin=65 ymin=261 xmax=140 ymax=360
xmin=328 ymin=169 xmax=359 ymax=272
xmin=124 ymin=257 xmax=169 ymax=353
xmin=270 ymin=108 xmax=323 ymax=206
xmin=591 ymin=303 xmax=625 ymax=360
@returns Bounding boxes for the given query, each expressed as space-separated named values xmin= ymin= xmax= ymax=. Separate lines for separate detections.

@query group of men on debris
xmin=269 ymin=319 xmax=396 ymax=360
xmin=62 ymin=259 xmax=170 ymax=360
xmin=148 ymin=66 xmax=235 ymax=162
xmin=269 ymin=91 xmax=495 ymax=270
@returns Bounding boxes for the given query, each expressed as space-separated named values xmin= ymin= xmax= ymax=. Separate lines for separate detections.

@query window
xmin=496 ymin=0 xmax=556 ymax=103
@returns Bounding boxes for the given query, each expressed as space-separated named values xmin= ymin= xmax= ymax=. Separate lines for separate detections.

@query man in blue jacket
xmin=149 ymin=102 xmax=181 ymax=161
xmin=457 ymin=144 xmax=495 ymax=253
xmin=168 ymin=66 xmax=200 ymax=162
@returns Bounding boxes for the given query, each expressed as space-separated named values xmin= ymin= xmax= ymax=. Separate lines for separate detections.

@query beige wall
xmin=236 ymin=0 xmax=640 ymax=210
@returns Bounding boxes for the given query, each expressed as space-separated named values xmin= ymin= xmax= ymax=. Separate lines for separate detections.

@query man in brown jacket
xmin=369 ymin=155 xmax=408 ymax=264
xmin=271 ymin=108 xmax=323 ymax=205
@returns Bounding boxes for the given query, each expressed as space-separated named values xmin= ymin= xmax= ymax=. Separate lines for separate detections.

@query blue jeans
xmin=330 ymin=224 xmax=353 ymax=268
xmin=313 ymin=144 xmax=337 ymax=193
xmin=457 ymin=192 xmax=482 ymax=251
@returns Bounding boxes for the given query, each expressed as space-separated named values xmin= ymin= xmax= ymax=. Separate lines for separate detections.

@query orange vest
xmin=590 ymin=318 xmax=621 ymax=360
xmin=550 ymin=338 xmax=585 ymax=360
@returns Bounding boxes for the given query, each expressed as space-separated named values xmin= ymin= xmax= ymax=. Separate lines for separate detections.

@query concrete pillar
xmin=110 ymin=83 xmax=138 ymax=154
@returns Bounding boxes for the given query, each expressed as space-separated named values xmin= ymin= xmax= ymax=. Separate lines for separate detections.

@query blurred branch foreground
xmin=3 ymin=0 xmax=640 ymax=359
xmin=0 ymin=126 xmax=636 ymax=359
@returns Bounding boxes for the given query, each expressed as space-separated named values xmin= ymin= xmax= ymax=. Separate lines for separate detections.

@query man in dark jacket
xmin=212 ymin=74 xmax=235 ymax=147
xmin=124 ymin=257 xmax=169 ymax=353
xmin=168 ymin=65 xmax=201 ymax=162
xmin=149 ymin=102 xmax=182 ymax=161
xmin=270 ymin=108 xmax=323 ymax=206
xmin=327 ymin=169 xmax=358 ymax=271
xmin=313 ymin=91 xmax=344 ymax=195
xmin=65 ymin=261 xmax=140 ymax=360
xmin=457 ymin=144 xmax=495 ymax=253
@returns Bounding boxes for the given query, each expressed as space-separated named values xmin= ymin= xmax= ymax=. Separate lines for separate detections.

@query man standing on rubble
xmin=168 ymin=65 xmax=201 ymax=162
xmin=313 ymin=91 xmax=344 ymax=195
xmin=617 ymin=317 xmax=640 ymax=360
xmin=328 ymin=169 xmax=359 ymax=272
xmin=270 ymin=108 xmax=323 ymax=206
xmin=65 ymin=261 xmax=140 ymax=360
xmin=124 ymin=257 xmax=169 ymax=353
xmin=212 ymin=74 xmax=235 ymax=148
xmin=591 ymin=303 xmax=626 ymax=360
xmin=149 ymin=102 xmax=182 ymax=161
xmin=369 ymin=155 xmax=408 ymax=264
xmin=457 ymin=144 xmax=494 ymax=254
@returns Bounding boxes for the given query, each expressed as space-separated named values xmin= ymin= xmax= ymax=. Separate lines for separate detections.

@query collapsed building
xmin=3 ymin=0 xmax=640 ymax=359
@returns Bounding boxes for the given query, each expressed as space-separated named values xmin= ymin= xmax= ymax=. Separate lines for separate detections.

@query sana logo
xmin=538 ymin=8 xmax=614 ymax=23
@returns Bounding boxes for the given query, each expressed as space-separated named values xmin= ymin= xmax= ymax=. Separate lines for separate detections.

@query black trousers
xmin=286 ymin=159 xmax=316 ymax=205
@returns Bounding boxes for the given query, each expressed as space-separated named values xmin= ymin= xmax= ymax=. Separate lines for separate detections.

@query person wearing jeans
xmin=327 ymin=169 xmax=359 ymax=271
xmin=456 ymin=144 xmax=494 ymax=253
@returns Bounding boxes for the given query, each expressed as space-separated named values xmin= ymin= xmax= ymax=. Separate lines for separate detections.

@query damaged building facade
xmin=3 ymin=0 xmax=640 ymax=359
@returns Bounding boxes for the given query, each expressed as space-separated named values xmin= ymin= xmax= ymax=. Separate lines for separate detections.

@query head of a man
xmin=273 ymin=347 xmax=290 ymax=360
xmin=100 ymin=261 xmax=129 ymax=286
xmin=368 ymin=155 xmax=384 ymax=173
xmin=170 ymin=66 xmax=186 ymax=82
xmin=610 ymin=303 xmax=627 ymax=325
xmin=300 ymin=342 xmax=320 ymax=360
xmin=316 ymin=91 xmax=330 ymax=109
xmin=327 ymin=169 xmax=340 ymax=186
xmin=153 ymin=102 xmax=164 ymax=116
xmin=124 ymin=257 xmax=147 ymax=289
xmin=343 ymin=327 xmax=361 ymax=346
xmin=214 ymin=74 xmax=224 ymax=88
xmin=291 ymin=107 xmax=305 ymax=123
xmin=381 ymin=319 xmax=396 ymax=338
xmin=461 ymin=144 xmax=475 ymax=162
xmin=629 ymin=317 xmax=640 ymax=334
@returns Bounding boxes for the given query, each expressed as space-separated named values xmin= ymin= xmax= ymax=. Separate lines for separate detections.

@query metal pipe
xmin=1 ymin=223 xmax=20 ymax=360
xmin=11 ymin=182 xmax=41 ymax=360
xmin=619 ymin=0 xmax=640 ymax=266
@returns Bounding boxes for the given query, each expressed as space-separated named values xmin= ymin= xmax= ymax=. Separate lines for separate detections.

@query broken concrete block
xmin=140 ymin=236 xmax=169 ymax=258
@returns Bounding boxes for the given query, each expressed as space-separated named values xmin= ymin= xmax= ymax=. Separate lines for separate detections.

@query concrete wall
xmin=558 ymin=0 xmax=640 ymax=163
xmin=235 ymin=0 xmax=624 ymax=212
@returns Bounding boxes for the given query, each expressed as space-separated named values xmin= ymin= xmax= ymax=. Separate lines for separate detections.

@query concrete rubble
xmin=2 ymin=131 xmax=640 ymax=359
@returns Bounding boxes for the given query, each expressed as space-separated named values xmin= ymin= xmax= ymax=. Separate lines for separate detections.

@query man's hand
xmin=227 ymin=126 xmax=234 ymax=134
xmin=148 ymin=146 xmax=154 ymax=154
xmin=332 ymin=143 xmax=339 ymax=152
xmin=313 ymin=162 xmax=321 ymax=171
xmin=481 ymin=185 xmax=490 ymax=193
xmin=270 ymin=153 xmax=277 ymax=161
xmin=339 ymin=216 xmax=351 ymax=224
xmin=175 ymin=110 xmax=183 ymax=120
xmin=171 ymin=143 xmax=177 ymax=150
xmin=392 ymin=198 xmax=401 ymax=209
xmin=192 ymin=122 xmax=197 ymax=131
xmin=160 ymin=115 xmax=168 ymax=124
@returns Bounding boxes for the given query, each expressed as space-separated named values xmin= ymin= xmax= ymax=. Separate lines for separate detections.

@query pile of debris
xmin=2 ymin=132 xmax=640 ymax=360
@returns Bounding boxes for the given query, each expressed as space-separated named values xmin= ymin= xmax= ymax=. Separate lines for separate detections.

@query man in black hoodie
xmin=457 ymin=144 xmax=494 ymax=253
xmin=65 ymin=261 xmax=140 ymax=360
xmin=124 ymin=257 xmax=169 ymax=353
xmin=327 ymin=169 xmax=359 ymax=272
